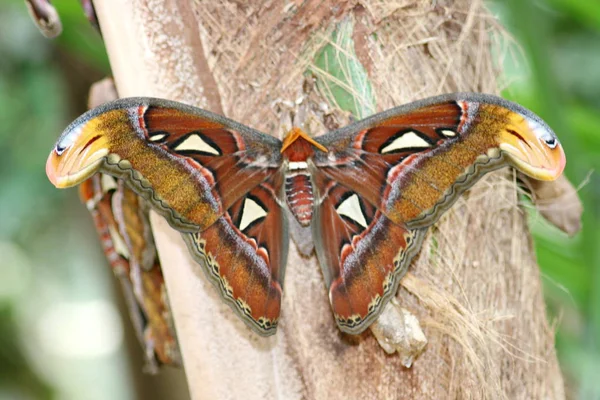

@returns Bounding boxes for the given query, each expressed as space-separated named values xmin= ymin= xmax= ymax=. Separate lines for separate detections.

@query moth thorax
xmin=285 ymin=165 xmax=314 ymax=227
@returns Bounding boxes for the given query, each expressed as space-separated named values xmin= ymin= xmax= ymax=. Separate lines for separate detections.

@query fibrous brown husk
xmin=94 ymin=0 xmax=565 ymax=398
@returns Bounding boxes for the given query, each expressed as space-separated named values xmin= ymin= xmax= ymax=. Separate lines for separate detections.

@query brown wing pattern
xmin=182 ymin=177 xmax=289 ymax=335
xmin=314 ymin=101 xmax=494 ymax=229
xmin=311 ymin=172 xmax=425 ymax=334
xmin=47 ymin=98 xmax=282 ymax=232
xmin=312 ymin=93 xmax=565 ymax=333
xmin=315 ymin=95 xmax=564 ymax=229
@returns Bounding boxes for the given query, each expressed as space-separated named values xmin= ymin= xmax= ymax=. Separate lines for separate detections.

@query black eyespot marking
xmin=56 ymin=144 xmax=66 ymax=155
xmin=544 ymin=137 xmax=557 ymax=149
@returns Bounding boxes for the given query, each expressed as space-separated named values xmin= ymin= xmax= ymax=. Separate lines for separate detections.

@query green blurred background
xmin=0 ymin=0 xmax=597 ymax=399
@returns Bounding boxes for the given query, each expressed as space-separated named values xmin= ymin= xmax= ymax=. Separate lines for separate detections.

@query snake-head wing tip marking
xmin=491 ymin=103 xmax=566 ymax=181
xmin=46 ymin=110 xmax=117 ymax=188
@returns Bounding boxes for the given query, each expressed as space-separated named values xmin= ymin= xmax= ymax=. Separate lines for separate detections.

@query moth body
xmin=281 ymin=127 xmax=327 ymax=227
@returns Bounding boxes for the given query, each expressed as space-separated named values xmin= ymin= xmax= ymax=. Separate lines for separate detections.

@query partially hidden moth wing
xmin=47 ymin=93 xmax=565 ymax=336
xmin=79 ymin=174 xmax=180 ymax=367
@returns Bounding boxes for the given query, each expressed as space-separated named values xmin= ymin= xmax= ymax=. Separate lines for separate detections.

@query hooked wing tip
xmin=46 ymin=148 xmax=107 ymax=188
xmin=498 ymin=110 xmax=566 ymax=181
xmin=46 ymin=115 xmax=111 ymax=188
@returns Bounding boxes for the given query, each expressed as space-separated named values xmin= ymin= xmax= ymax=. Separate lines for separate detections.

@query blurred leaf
xmin=0 ymin=306 xmax=54 ymax=400
xmin=553 ymin=33 xmax=600 ymax=106
xmin=311 ymin=18 xmax=376 ymax=119
xmin=5 ymin=0 xmax=109 ymax=72
xmin=545 ymin=0 xmax=600 ymax=32
xmin=534 ymin=233 xmax=589 ymax=309
xmin=52 ymin=0 xmax=110 ymax=72
xmin=567 ymin=103 xmax=600 ymax=155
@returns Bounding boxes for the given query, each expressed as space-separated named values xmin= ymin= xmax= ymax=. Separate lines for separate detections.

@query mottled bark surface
xmin=94 ymin=0 xmax=564 ymax=398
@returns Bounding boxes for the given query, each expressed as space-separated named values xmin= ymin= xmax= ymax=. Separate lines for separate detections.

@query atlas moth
xmin=47 ymin=93 xmax=565 ymax=336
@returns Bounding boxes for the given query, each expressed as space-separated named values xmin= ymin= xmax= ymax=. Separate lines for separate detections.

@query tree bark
xmin=93 ymin=0 xmax=565 ymax=398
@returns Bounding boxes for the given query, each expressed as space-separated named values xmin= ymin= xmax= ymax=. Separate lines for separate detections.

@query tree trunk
xmin=93 ymin=0 xmax=565 ymax=398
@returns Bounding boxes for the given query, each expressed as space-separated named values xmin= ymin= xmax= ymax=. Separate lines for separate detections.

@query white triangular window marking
xmin=440 ymin=129 xmax=456 ymax=137
xmin=380 ymin=131 xmax=431 ymax=154
xmin=174 ymin=133 xmax=220 ymax=155
xmin=239 ymin=197 xmax=268 ymax=231
xmin=336 ymin=194 xmax=367 ymax=228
